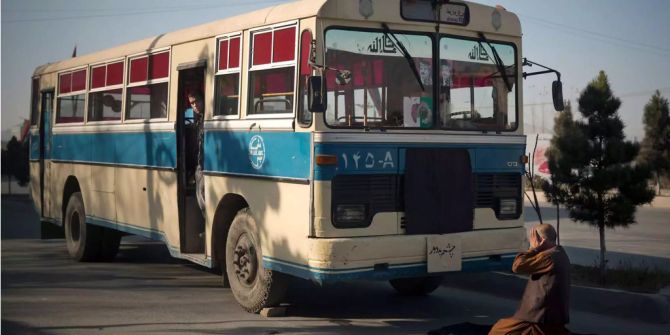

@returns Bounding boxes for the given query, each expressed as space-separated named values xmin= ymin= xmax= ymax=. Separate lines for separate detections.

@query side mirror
xmin=308 ymin=76 xmax=327 ymax=113
xmin=552 ymin=80 xmax=565 ymax=111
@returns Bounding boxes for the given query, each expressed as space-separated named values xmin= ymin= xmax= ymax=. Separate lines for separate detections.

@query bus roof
xmin=34 ymin=0 xmax=520 ymax=76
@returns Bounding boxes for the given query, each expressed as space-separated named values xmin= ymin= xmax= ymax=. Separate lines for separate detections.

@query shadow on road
xmin=2 ymin=194 xmax=40 ymax=239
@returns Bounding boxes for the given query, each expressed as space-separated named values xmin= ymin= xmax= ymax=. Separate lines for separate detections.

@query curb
xmin=444 ymin=271 xmax=670 ymax=324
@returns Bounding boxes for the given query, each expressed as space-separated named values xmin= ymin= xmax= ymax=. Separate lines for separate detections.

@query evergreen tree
xmin=544 ymin=71 xmax=654 ymax=280
xmin=638 ymin=90 xmax=670 ymax=194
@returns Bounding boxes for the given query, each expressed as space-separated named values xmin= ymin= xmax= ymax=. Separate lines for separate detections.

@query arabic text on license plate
xmin=426 ymin=235 xmax=462 ymax=273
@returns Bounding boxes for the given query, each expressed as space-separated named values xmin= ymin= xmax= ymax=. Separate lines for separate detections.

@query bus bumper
xmin=262 ymin=227 xmax=525 ymax=284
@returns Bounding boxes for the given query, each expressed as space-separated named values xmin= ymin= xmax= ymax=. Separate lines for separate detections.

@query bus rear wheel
xmin=64 ymin=192 xmax=121 ymax=262
xmin=389 ymin=275 xmax=444 ymax=296
xmin=64 ymin=192 xmax=100 ymax=261
xmin=225 ymin=209 xmax=288 ymax=313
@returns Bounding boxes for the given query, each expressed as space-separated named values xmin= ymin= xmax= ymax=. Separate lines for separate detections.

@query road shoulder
xmin=444 ymin=271 xmax=670 ymax=324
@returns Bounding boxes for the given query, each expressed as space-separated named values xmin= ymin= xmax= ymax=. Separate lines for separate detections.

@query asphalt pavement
xmin=2 ymin=194 xmax=670 ymax=334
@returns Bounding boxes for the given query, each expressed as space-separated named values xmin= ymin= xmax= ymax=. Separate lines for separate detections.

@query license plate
xmin=427 ymin=235 xmax=462 ymax=273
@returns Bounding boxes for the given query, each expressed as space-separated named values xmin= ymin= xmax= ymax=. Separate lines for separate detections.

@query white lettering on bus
xmin=365 ymin=153 xmax=375 ymax=168
xmin=381 ymin=151 xmax=394 ymax=168
xmin=352 ymin=152 xmax=361 ymax=169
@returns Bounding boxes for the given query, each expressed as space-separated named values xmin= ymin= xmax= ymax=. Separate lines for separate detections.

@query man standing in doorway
xmin=187 ymin=91 xmax=205 ymax=215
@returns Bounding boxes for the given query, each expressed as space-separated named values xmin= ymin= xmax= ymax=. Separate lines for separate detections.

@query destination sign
xmin=401 ymin=0 xmax=470 ymax=26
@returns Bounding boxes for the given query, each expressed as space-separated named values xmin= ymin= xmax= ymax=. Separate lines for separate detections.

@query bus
xmin=29 ymin=0 xmax=563 ymax=313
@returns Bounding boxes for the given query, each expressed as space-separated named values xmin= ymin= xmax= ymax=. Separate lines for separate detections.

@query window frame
xmin=87 ymin=58 xmax=125 ymax=124
xmin=438 ymin=33 xmax=519 ymax=132
xmin=213 ymin=32 xmax=243 ymax=120
xmin=55 ymin=66 xmax=88 ymax=126
xmin=297 ymin=28 xmax=314 ymax=128
xmin=246 ymin=21 xmax=299 ymax=120
xmin=321 ymin=26 xmax=435 ymax=130
xmin=30 ymin=77 xmax=40 ymax=126
xmin=124 ymin=48 xmax=171 ymax=123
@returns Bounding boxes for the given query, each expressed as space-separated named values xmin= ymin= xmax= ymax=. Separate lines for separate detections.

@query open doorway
xmin=39 ymin=89 xmax=54 ymax=217
xmin=176 ymin=65 xmax=206 ymax=254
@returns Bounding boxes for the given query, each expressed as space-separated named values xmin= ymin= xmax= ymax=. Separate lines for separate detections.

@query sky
xmin=2 ymin=0 xmax=669 ymax=141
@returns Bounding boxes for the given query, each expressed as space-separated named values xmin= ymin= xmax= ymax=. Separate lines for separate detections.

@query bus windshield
xmin=324 ymin=29 xmax=433 ymax=129
xmin=323 ymin=29 xmax=518 ymax=131
xmin=439 ymin=36 xmax=517 ymax=131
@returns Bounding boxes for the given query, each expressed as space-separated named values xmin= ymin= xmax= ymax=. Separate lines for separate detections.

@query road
xmin=524 ymin=192 xmax=670 ymax=270
xmin=2 ymin=195 xmax=669 ymax=334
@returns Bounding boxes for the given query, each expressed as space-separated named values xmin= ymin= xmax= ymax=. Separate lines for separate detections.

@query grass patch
xmin=571 ymin=261 xmax=670 ymax=293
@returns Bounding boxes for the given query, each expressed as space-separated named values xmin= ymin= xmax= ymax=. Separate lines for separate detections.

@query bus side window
xmin=88 ymin=62 xmax=123 ymax=122
xmin=126 ymin=52 xmax=169 ymax=120
xmin=297 ymin=29 xmax=313 ymax=127
xmin=248 ymin=26 xmax=296 ymax=116
xmin=56 ymin=69 xmax=86 ymax=124
xmin=214 ymin=35 xmax=241 ymax=117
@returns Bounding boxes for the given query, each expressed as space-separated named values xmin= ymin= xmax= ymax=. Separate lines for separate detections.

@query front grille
xmin=330 ymin=172 xmax=521 ymax=229
xmin=331 ymin=174 xmax=400 ymax=227
xmin=474 ymin=173 xmax=522 ymax=219
xmin=474 ymin=173 xmax=521 ymax=207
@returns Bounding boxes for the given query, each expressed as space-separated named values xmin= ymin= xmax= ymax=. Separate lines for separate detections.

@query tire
xmin=63 ymin=192 xmax=121 ymax=262
xmin=225 ymin=208 xmax=288 ymax=313
xmin=64 ymin=192 xmax=102 ymax=262
xmin=389 ymin=275 xmax=444 ymax=296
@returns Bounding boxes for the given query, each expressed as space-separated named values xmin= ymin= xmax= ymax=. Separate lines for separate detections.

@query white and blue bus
xmin=29 ymin=0 xmax=563 ymax=312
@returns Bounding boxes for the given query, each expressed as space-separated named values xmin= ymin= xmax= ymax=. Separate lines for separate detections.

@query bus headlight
xmin=334 ymin=204 xmax=367 ymax=224
xmin=499 ymin=198 xmax=518 ymax=216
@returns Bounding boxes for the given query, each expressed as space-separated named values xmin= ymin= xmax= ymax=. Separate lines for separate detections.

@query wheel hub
xmin=70 ymin=210 xmax=81 ymax=242
xmin=233 ymin=233 xmax=258 ymax=286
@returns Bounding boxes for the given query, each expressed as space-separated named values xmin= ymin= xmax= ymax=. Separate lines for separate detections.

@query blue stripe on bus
xmin=88 ymin=215 xmax=166 ymax=241
xmin=314 ymin=143 xmax=526 ymax=180
xmin=262 ymin=253 xmax=516 ymax=283
xmin=44 ymin=130 xmax=310 ymax=180
xmin=87 ymin=216 xmax=212 ymax=268
xmin=41 ymin=131 xmax=522 ymax=181
xmin=51 ymin=132 xmax=177 ymax=168
xmin=30 ymin=134 xmax=41 ymax=160
xmin=204 ymin=131 xmax=310 ymax=180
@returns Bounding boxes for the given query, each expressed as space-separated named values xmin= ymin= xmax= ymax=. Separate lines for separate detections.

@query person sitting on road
xmin=489 ymin=224 xmax=571 ymax=335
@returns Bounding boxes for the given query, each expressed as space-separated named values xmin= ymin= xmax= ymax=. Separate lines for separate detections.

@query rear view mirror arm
xmin=522 ymin=58 xmax=561 ymax=81
xmin=523 ymin=58 xmax=565 ymax=111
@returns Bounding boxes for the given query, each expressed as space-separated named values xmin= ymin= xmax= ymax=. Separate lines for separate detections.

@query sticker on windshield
xmin=403 ymin=96 xmax=433 ymax=128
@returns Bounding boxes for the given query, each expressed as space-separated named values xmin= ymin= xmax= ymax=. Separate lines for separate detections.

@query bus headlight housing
xmin=499 ymin=198 xmax=518 ymax=216
xmin=334 ymin=204 xmax=367 ymax=225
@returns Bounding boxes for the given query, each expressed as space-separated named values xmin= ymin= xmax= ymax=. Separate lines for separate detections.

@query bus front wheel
xmin=225 ymin=208 xmax=288 ymax=313
xmin=389 ymin=276 xmax=444 ymax=296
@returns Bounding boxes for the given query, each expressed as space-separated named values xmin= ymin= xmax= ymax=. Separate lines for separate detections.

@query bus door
xmin=176 ymin=64 xmax=206 ymax=254
xmin=39 ymin=90 xmax=54 ymax=218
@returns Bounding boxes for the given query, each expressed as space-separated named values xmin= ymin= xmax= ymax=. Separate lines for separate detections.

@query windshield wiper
xmin=477 ymin=32 xmax=512 ymax=92
xmin=382 ymin=23 xmax=425 ymax=92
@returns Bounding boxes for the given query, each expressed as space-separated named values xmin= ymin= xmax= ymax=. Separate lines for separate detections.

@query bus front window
xmin=439 ymin=37 xmax=517 ymax=131
xmin=324 ymin=29 xmax=433 ymax=128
